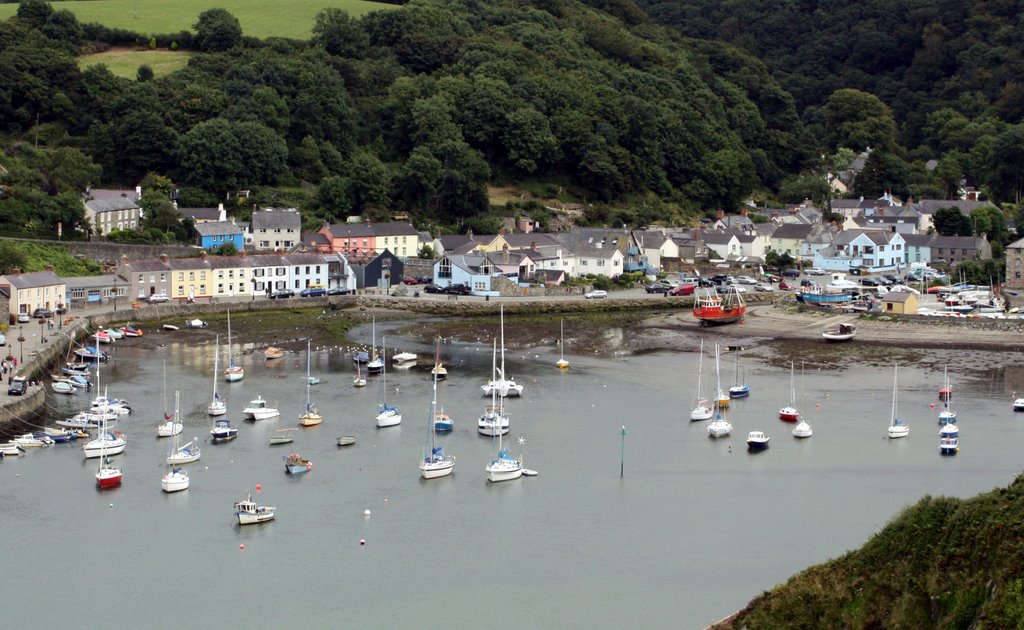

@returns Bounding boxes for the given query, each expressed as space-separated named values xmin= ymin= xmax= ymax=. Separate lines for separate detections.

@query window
xmin=217 ymin=284 xmax=223 ymax=293
xmin=189 ymin=272 xmax=195 ymax=281
xmin=275 ymin=268 xmax=286 ymax=276
xmin=581 ymin=260 xmax=588 ymax=266
xmin=228 ymin=270 xmax=234 ymax=278
xmin=160 ymin=273 xmax=166 ymax=281
xmin=71 ymin=289 xmax=85 ymax=299
xmin=259 ymin=241 xmax=269 ymax=248
xmin=177 ymin=286 xmax=184 ymax=296
xmin=137 ymin=274 xmax=143 ymax=283
xmin=178 ymin=273 xmax=184 ymax=281
xmin=218 ymin=271 xmax=224 ymax=279
xmin=597 ymin=260 xmax=605 ymax=267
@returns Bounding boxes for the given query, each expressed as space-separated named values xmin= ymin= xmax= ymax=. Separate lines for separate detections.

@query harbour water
xmin=2 ymin=323 xmax=1023 ymax=629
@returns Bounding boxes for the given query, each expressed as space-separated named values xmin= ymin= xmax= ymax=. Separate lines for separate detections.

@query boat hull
xmin=707 ymin=421 xmax=733 ymax=438
xmin=728 ymin=386 xmax=749 ymax=398
xmin=779 ymin=408 xmax=799 ymax=422
xmin=208 ymin=401 xmax=227 ymax=417
xmin=486 ymin=463 xmax=523 ymax=483
xmin=690 ymin=406 xmax=713 ymax=422
xmin=420 ymin=458 xmax=455 ymax=479
xmin=161 ymin=472 xmax=189 ymax=492
xmin=888 ymin=426 xmax=910 ymax=439
xmin=822 ymin=333 xmax=856 ymax=342
xmin=243 ymin=409 xmax=279 ymax=421
xmin=299 ymin=412 xmax=322 ymax=427
xmin=746 ymin=440 xmax=770 ymax=451
xmin=336 ymin=436 xmax=356 ymax=446
xmin=236 ymin=512 xmax=274 ymax=525
xmin=376 ymin=409 xmax=401 ymax=428
xmin=96 ymin=469 xmax=122 ymax=488
xmin=168 ymin=451 xmax=200 ymax=464
xmin=83 ymin=440 xmax=126 ymax=458
xmin=156 ymin=422 xmax=183 ymax=437
xmin=224 ymin=368 xmax=244 ymax=383
xmin=798 ymin=291 xmax=852 ymax=304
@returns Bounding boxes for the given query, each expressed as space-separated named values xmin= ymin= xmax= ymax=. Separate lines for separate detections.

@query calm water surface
xmin=2 ymin=325 xmax=1023 ymax=629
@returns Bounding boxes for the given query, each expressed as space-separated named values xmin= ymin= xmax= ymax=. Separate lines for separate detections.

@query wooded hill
xmin=713 ymin=474 xmax=1024 ymax=628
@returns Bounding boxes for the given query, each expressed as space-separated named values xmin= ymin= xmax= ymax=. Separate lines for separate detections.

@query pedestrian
xmin=7 ymin=375 xmax=11 ymax=386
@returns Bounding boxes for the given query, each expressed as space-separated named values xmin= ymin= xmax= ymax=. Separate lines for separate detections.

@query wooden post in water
xmin=620 ymin=425 xmax=626 ymax=477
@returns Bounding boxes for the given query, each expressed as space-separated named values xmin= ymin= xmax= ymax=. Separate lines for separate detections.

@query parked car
xmin=721 ymin=285 xmax=748 ymax=294
xmin=32 ymin=307 xmax=52 ymax=319
xmin=848 ymin=266 xmax=866 ymax=276
xmin=881 ymin=275 xmax=900 ymax=285
xmin=54 ymin=304 xmax=66 ymax=314
xmin=326 ymin=287 xmax=353 ymax=296
xmin=753 ymin=282 xmax=775 ymax=292
xmin=0 ymin=333 xmax=6 ymax=346
xmin=697 ymin=277 xmax=715 ymax=287
xmin=8 ymin=376 xmax=26 ymax=396
xmin=16 ymin=312 xmax=30 ymax=323
xmin=584 ymin=289 xmax=608 ymax=299
xmin=645 ymin=283 xmax=671 ymax=294
xmin=401 ymin=276 xmax=421 ymax=285
xmin=807 ymin=267 xmax=827 ymax=276
xmin=782 ymin=269 xmax=801 ymax=278
xmin=147 ymin=294 xmax=170 ymax=304
xmin=763 ymin=273 xmax=781 ymax=283
xmin=710 ymin=274 xmax=730 ymax=284
xmin=270 ymin=289 xmax=295 ymax=299
xmin=778 ymin=281 xmax=795 ymax=290
xmin=300 ymin=286 xmax=327 ymax=297
xmin=800 ymin=279 xmax=815 ymax=287
xmin=668 ymin=284 xmax=696 ymax=296
xmin=444 ymin=283 xmax=471 ymax=295
xmin=735 ymin=275 xmax=757 ymax=285
xmin=422 ymin=284 xmax=443 ymax=294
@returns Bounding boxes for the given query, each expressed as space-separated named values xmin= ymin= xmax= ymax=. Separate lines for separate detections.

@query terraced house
xmin=317 ymin=221 xmax=420 ymax=258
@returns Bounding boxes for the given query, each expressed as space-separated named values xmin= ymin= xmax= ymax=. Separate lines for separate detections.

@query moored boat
xmin=167 ymin=438 xmax=201 ymax=464
xmin=778 ymin=361 xmax=799 ymax=422
xmin=82 ymin=428 xmax=126 ymax=458
xmin=298 ymin=339 xmax=322 ymax=427
xmin=242 ymin=395 xmax=279 ymax=421
xmin=888 ymin=364 xmax=910 ymax=439
xmin=51 ymin=379 xmax=74 ymax=395
xmin=119 ymin=324 xmax=143 ymax=337
xmin=74 ymin=346 xmax=108 ymax=362
xmin=392 ymin=351 xmax=417 ymax=365
xmin=234 ymin=493 xmax=275 ymax=525
xmin=283 ymin=452 xmax=312 ymax=474
xmin=336 ymin=435 xmax=356 ymax=446
xmin=210 ymin=419 xmax=238 ymax=442
xmin=746 ymin=431 xmax=770 ymax=451
xmin=269 ymin=428 xmax=296 ymax=445
xmin=264 ymin=346 xmax=283 ymax=360
xmin=433 ymin=410 xmax=454 ymax=432
xmin=1013 ymin=398 xmax=1024 ymax=412
xmin=940 ymin=423 xmax=959 ymax=455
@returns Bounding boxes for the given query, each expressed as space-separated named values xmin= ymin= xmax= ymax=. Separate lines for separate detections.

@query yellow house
xmin=0 ymin=269 xmax=66 ymax=322
xmin=881 ymin=291 xmax=918 ymax=315
xmin=769 ymin=224 xmax=813 ymax=260
xmin=167 ymin=257 xmax=212 ymax=301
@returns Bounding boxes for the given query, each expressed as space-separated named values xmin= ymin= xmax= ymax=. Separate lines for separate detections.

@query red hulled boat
xmin=693 ymin=288 xmax=746 ymax=327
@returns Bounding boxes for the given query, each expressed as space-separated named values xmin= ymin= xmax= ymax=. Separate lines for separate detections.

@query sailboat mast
xmin=213 ymin=335 xmax=220 ymax=397
xmin=714 ymin=342 xmax=722 ymax=396
xmin=305 ymin=339 xmax=312 ymax=409
xmin=427 ymin=337 xmax=440 ymax=455
xmin=560 ymin=319 xmax=564 ymax=362
xmin=891 ymin=363 xmax=898 ymax=425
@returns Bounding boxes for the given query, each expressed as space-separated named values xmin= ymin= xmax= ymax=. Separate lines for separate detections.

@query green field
xmin=0 ymin=0 xmax=394 ymax=40
xmin=79 ymin=48 xmax=192 ymax=78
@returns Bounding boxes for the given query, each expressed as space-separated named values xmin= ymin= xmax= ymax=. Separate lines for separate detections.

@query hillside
xmin=713 ymin=474 xmax=1024 ymax=629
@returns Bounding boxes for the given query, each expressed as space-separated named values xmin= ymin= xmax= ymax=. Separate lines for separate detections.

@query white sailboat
xmin=367 ymin=317 xmax=384 ymax=375
xmin=792 ymin=363 xmax=813 ymax=438
xmin=156 ymin=360 xmax=182 ymax=437
xmin=299 ymin=339 xmax=322 ymax=427
xmin=83 ymin=342 xmax=126 ymax=459
xmin=888 ymin=363 xmax=910 ymax=439
xmin=161 ymin=390 xmax=189 ymax=492
xmin=375 ymin=336 xmax=401 ymax=427
xmin=714 ymin=341 xmax=729 ymax=410
xmin=94 ymin=416 xmax=122 ymax=489
xmin=778 ymin=361 xmax=799 ymax=421
xmin=690 ymin=340 xmax=713 ymax=421
xmin=420 ymin=337 xmax=455 ymax=479
xmin=167 ymin=436 xmax=201 ymax=465
xmin=478 ymin=340 xmax=510 ymax=436
xmin=938 ymin=365 xmax=957 ymax=425
xmin=485 ymin=368 xmax=521 ymax=482
xmin=706 ymin=344 xmax=733 ymax=437
xmin=353 ymin=361 xmax=367 ymax=388
xmin=208 ymin=334 xmax=227 ymax=416
xmin=482 ymin=306 xmax=523 ymax=397
xmin=224 ymin=309 xmax=244 ymax=382
xmin=556 ymin=318 xmax=569 ymax=369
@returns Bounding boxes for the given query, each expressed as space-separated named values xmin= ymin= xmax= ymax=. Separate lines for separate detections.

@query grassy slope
xmin=78 ymin=49 xmax=192 ymax=79
xmin=0 ymin=0 xmax=394 ymax=39
xmin=715 ymin=475 xmax=1024 ymax=629
xmin=10 ymin=242 xmax=104 ymax=276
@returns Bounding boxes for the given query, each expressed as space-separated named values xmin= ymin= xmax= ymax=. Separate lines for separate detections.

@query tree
xmin=0 ymin=241 xmax=28 ymax=274
xmin=177 ymin=118 xmax=287 ymax=193
xmin=418 ymin=244 xmax=434 ymax=259
xmin=136 ymin=65 xmax=154 ymax=83
xmin=778 ymin=172 xmax=831 ymax=206
xmin=501 ymin=107 xmax=558 ymax=174
xmin=345 ymin=151 xmax=392 ymax=214
xmin=691 ymin=148 xmax=757 ymax=211
xmin=934 ymin=154 xmax=963 ymax=200
xmin=852 ymin=150 xmax=909 ymax=198
xmin=969 ymin=205 xmax=1006 ymax=242
xmin=193 ymin=9 xmax=242 ymax=52
xmin=312 ymin=8 xmax=369 ymax=58
xmin=140 ymin=190 xmax=183 ymax=238
xmin=16 ymin=0 xmax=53 ymax=28
xmin=821 ymin=89 xmax=898 ymax=152
xmin=932 ymin=206 xmax=973 ymax=236
xmin=985 ymin=125 xmax=1024 ymax=205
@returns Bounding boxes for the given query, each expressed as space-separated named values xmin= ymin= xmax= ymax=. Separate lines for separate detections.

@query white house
xmin=251 ymin=208 xmax=301 ymax=251
xmin=813 ymin=230 xmax=906 ymax=272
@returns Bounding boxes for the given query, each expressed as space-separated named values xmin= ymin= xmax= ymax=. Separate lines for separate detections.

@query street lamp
xmin=39 ymin=317 xmax=45 ymax=344
xmin=17 ymin=331 xmax=24 ymax=365
xmin=251 ymin=277 xmax=256 ymax=302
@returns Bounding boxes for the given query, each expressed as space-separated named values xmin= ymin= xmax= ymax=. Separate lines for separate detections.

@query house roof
xmin=302 ymin=231 xmax=330 ymax=246
xmin=501 ymin=233 xmax=562 ymax=249
xmin=179 ymin=207 xmax=221 ymax=222
xmin=195 ymin=221 xmax=244 ymax=237
xmin=928 ymin=235 xmax=984 ymax=249
xmin=1007 ymin=237 xmax=1024 ymax=251
xmin=86 ymin=188 xmax=138 ymax=202
xmin=324 ymin=221 xmax=417 ymax=238
xmin=910 ymin=200 xmax=991 ymax=216
xmin=771 ymin=223 xmax=813 ymax=239
xmin=632 ymin=230 xmax=669 ymax=249
xmin=85 ymin=197 xmax=140 ymax=213
xmin=0 ymin=270 xmax=63 ymax=289
xmin=252 ymin=209 xmax=301 ymax=230
xmin=882 ymin=291 xmax=915 ymax=303
xmin=833 ymin=230 xmax=898 ymax=246
xmin=553 ymin=228 xmax=630 ymax=257
xmin=63 ymin=273 xmax=121 ymax=290
xmin=902 ymin=233 xmax=932 ymax=246
xmin=699 ymin=230 xmax=738 ymax=245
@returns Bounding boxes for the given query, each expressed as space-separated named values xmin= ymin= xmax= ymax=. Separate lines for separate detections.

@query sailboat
xmin=706 ymin=343 xmax=734 ymax=437
xmin=938 ymin=365 xmax=957 ymax=425
xmin=713 ymin=344 xmax=730 ymax=410
xmin=479 ymin=340 xmax=510 ymax=436
xmin=420 ymin=337 xmax=455 ymax=479
xmin=208 ymin=334 xmax=227 ymax=416
xmin=367 ymin=317 xmax=384 ymax=375
xmin=555 ymin=318 xmax=570 ymax=369
xmin=481 ymin=306 xmax=523 ymax=397
xmin=778 ymin=361 xmax=799 ymax=421
xmin=224 ymin=309 xmax=244 ymax=382
xmin=156 ymin=360 xmax=183 ymax=437
xmin=299 ymin=339 xmax=322 ymax=427
xmin=792 ymin=363 xmax=813 ymax=438
xmin=940 ymin=420 xmax=959 ymax=455
xmin=83 ymin=336 xmax=127 ymax=459
xmin=485 ymin=374 xmax=522 ymax=482
xmin=94 ymin=415 xmax=122 ymax=489
xmin=161 ymin=390 xmax=189 ymax=492
xmin=375 ymin=336 xmax=401 ymax=427
xmin=690 ymin=340 xmax=713 ymax=421
xmin=888 ymin=363 xmax=910 ymax=439
xmin=728 ymin=350 xmax=749 ymax=398
xmin=353 ymin=361 xmax=367 ymax=388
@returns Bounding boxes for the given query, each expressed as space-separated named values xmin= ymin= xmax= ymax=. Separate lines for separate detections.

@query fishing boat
xmin=778 ymin=361 xmax=799 ymax=422
xmin=336 ymin=435 xmax=356 ymax=446
xmin=938 ymin=365 xmax=957 ymax=425
xmin=15 ymin=433 xmax=52 ymax=448
xmin=797 ymin=285 xmax=853 ymax=304
xmin=690 ymin=340 xmax=713 ymax=421
xmin=299 ymin=339 xmax=322 ymax=427
xmin=822 ymin=322 xmax=857 ymax=342
xmin=210 ymin=419 xmax=238 ymax=442
xmin=264 ymin=346 xmax=284 ymax=360
xmin=479 ymin=341 xmax=510 ymax=436
xmin=556 ymin=318 xmax=570 ymax=369
xmin=283 ymin=452 xmax=313 ymax=474
xmin=243 ymin=395 xmax=279 ymax=421
xmin=353 ymin=361 xmax=367 ymax=388
xmin=167 ymin=437 xmax=201 ymax=465
xmin=746 ymin=431 xmax=770 ymax=451
xmin=235 ymin=493 xmax=275 ymax=525
xmin=375 ymin=336 xmax=401 ymax=428
xmin=433 ymin=409 xmax=454 ymax=432
xmin=94 ymin=417 xmax=122 ymax=489
xmin=888 ymin=364 xmax=910 ymax=439
xmin=367 ymin=318 xmax=384 ymax=375
xmin=693 ymin=287 xmax=746 ymax=326
xmin=940 ymin=422 xmax=959 ymax=455
xmin=223 ymin=309 xmax=243 ymax=382
xmin=269 ymin=428 xmax=296 ymax=445
xmin=481 ymin=306 xmax=523 ymax=397
xmin=119 ymin=324 xmax=142 ymax=337
xmin=421 ymin=337 xmax=455 ymax=479
xmin=728 ymin=348 xmax=749 ymax=398
xmin=161 ymin=392 xmax=189 ymax=493
xmin=208 ymin=335 xmax=227 ymax=416
xmin=156 ymin=361 xmax=183 ymax=437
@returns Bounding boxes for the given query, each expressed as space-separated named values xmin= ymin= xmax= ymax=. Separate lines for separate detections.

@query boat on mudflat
xmin=798 ymin=286 xmax=853 ymax=304
xmin=74 ymin=346 xmax=109 ymax=362
xmin=822 ymin=322 xmax=857 ymax=342
xmin=693 ymin=288 xmax=745 ymax=327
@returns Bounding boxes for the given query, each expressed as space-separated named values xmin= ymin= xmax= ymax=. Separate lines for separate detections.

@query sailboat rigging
xmin=420 ymin=336 xmax=455 ymax=479
xmin=299 ymin=339 xmax=322 ymax=427
xmin=375 ymin=336 xmax=401 ymax=427
xmin=690 ymin=340 xmax=713 ymax=421
xmin=161 ymin=390 xmax=189 ymax=492
xmin=208 ymin=334 xmax=226 ymax=416
xmin=224 ymin=309 xmax=243 ymax=382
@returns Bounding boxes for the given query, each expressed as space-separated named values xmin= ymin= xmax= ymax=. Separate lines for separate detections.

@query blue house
xmin=195 ymin=221 xmax=244 ymax=251
xmin=433 ymin=253 xmax=502 ymax=296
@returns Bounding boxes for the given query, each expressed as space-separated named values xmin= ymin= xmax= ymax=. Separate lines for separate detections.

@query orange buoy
xmin=256 ymin=484 xmax=261 ymax=491
xmin=240 ymin=544 xmax=245 ymax=550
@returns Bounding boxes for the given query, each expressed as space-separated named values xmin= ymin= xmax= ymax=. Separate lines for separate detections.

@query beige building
xmin=83 ymin=188 xmax=142 ymax=236
xmin=0 ymin=269 xmax=66 ymax=322
xmin=881 ymin=291 xmax=918 ymax=315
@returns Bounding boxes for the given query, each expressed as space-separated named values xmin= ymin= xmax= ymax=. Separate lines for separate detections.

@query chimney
xmin=692 ymin=229 xmax=699 ymax=239
xmin=530 ymin=241 xmax=537 ymax=251
xmin=11 ymin=267 xmax=20 ymax=275
xmin=160 ymin=254 xmax=169 ymax=263
xmin=135 ymin=185 xmax=142 ymax=199
xmin=741 ymin=208 xmax=748 ymax=217
xmin=502 ymin=244 xmax=509 ymax=264
xmin=218 ymin=203 xmax=226 ymax=222
xmin=878 ymin=207 xmax=885 ymax=216
xmin=716 ymin=209 xmax=725 ymax=220
xmin=46 ymin=264 xmax=53 ymax=272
